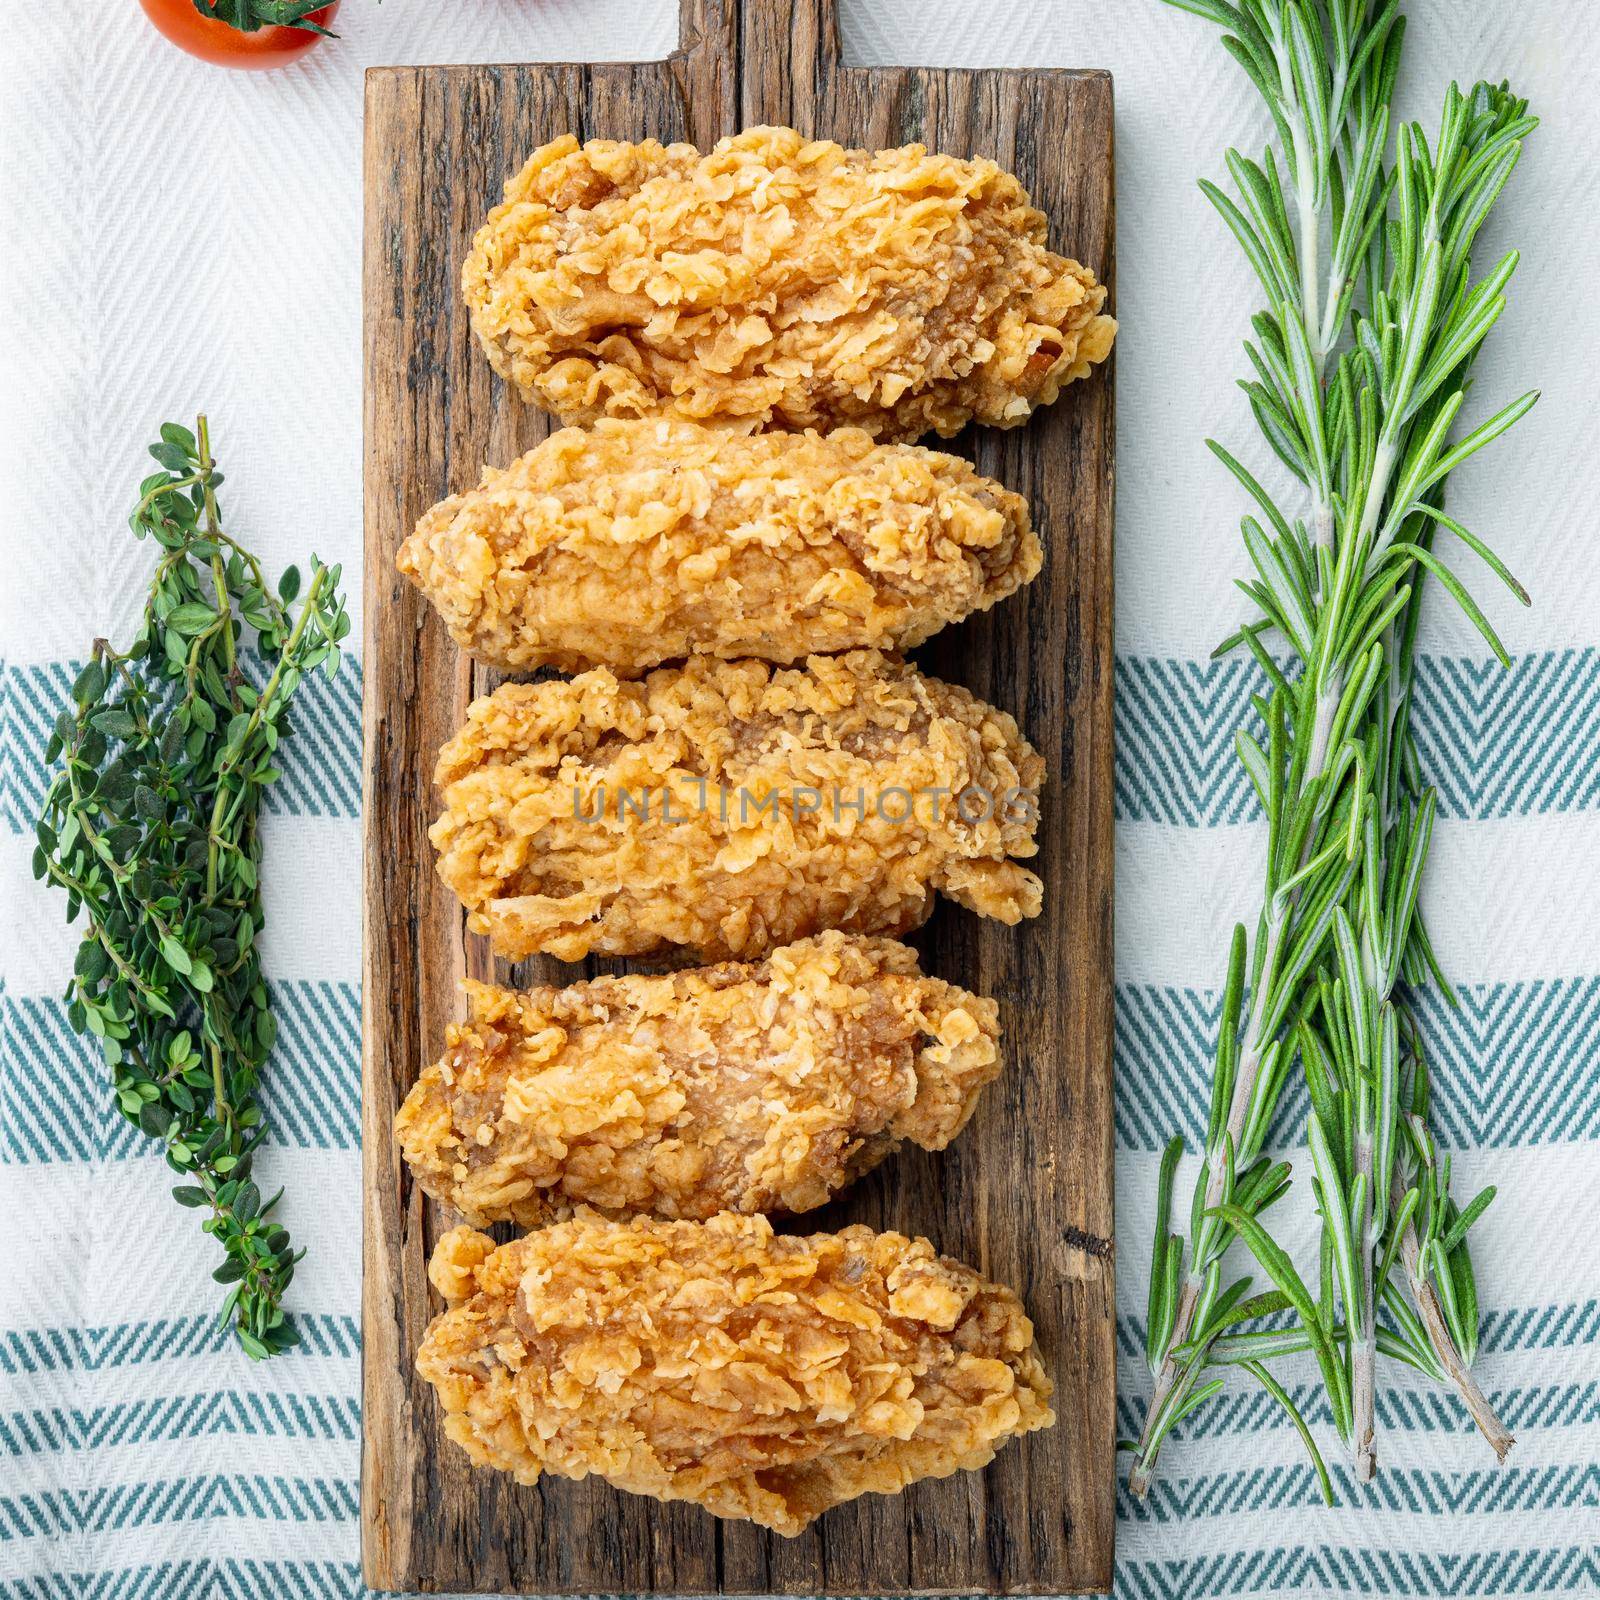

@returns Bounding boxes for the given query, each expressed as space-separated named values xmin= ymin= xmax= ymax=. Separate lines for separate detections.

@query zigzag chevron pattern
xmin=1112 ymin=1373 xmax=1598 ymax=1448
xmin=1115 ymin=976 xmax=1600 ymax=1149
xmin=1115 ymin=648 xmax=1600 ymax=824
xmin=9 ymin=972 xmax=1596 ymax=1164
xmin=1116 ymin=654 xmax=1264 ymax=826
xmin=12 ymin=1378 xmax=1592 ymax=1472
xmin=1 ymin=1566 xmax=215 ymax=1600
xmin=1479 ymin=1299 xmax=1600 ymax=1352
xmin=0 ymin=983 xmax=358 ymax=1163
xmin=0 ymin=658 xmax=362 ymax=834
xmin=4 ymin=1299 xmax=1582 ymax=1374
xmin=0 ymin=1474 xmax=359 ymax=1540
xmin=28 ymin=1376 xmax=1591 ymax=1472
xmin=0 ymin=1315 xmax=359 ymax=1376
xmin=9 ymin=1313 xmax=1586 ymax=1455
xmin=209 ymin=1565 xmax=362 ymax=1600
xmin=1114 ymin=1547 xmax=1600 ymax=1599
xmin=0 ymin=1565 xmax=362 ymax=1600
xmin=6 ymin=1465 xmax=1596 ymax=1546
xmin=1116 ymin=1301 xmax=1600 ymax=1362
xmin=1119 ymin=1463 xmax=1600 ymax=1520
xmin=5 ymin=1555 xmax=1599 ymax=1600
xmin=6 ymin=648 xmax=1599 ymax=834
xmin=1 ymin=1391 xmax=360 ymax=1456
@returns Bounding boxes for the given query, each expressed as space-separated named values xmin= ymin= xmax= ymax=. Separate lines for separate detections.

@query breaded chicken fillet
xmin=418 ymin=1212 xmax=1054 ymax=1534
xmin=397 ymin=419 xmax=1039 ymax=675
xmin=462 ymin=125 xmax=1116 ymax=440
xmin=394 ymin=931 xmax=1001 ymax=1226
xmin=429 ymin=649 xmax=1045 ymax=962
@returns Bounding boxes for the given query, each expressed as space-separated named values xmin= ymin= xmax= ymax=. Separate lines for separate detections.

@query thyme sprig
xmin=1127 ymin=0 xmax=1536 ymax=1496
xmin=33 ymin=416 xmax=350 ymax=1359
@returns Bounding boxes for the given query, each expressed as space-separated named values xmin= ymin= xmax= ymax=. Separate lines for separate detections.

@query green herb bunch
xmin=1128 ymin=0 xmax=1536 ymax=1496
xmin=33 ymin=416 xmax=350 ymax=1359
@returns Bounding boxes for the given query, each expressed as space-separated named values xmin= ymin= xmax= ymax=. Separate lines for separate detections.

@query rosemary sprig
xmin=33 ymin=416 xmax=350 ymax=1359
xmin=1127 ymin=0 xmax=1536 ymax=1495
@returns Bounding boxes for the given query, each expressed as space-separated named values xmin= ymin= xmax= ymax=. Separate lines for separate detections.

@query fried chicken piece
xmin=430 ymin=649 xmax=1045 ymax=962
xmin=417 ymin=1212 xmax=1054 ymax=1534
xmin=397 ymin=419 xmax=1039 ymax=676
xmin=462 ymin=125 xmax=1116 ymax=440
xmin=395 ymin=931 xmax=1001 ymax=1226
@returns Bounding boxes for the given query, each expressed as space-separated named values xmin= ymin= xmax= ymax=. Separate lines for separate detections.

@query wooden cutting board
xmin=361 ymin=1 xmax=1115 ymax=1591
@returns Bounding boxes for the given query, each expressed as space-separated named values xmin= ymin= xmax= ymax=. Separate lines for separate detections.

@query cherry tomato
xmin=139 ymin=0 xmax=340 ymax=69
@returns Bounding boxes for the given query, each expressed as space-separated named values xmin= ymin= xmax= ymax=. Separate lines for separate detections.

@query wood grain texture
xmin=361 ymin=1 xmax=1115 ymax=1590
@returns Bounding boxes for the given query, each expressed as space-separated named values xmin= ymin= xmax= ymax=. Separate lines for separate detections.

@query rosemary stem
xmin=1296 ymin=438 xmax=1403 ymax=1485
xmin=1130 ymin=894 xmax=1292 ymax=1497
xmin=1398 ymin=1216 xmax=1513 ymax=1459
xmin=1303 ymin=677 xmax=1344 ymax=794
xmin=1349 ymin=915 xmax=1388 ymax=1483
xmin=1299 ymin=177 xmax=1325 ymax=366
xmin=1359 ymin=440 xmax=1402 ymax=569
xmin=1132 ymin=645 xmax=1351 ymax=1497
xmin=1341 ymin=423 xmax=1505 ymax=1465
xmin=1127 ymin=1283 xmax=1197 ymax=1496
xmin=1351 ymin=1130 xmax=1378 ymax=1481
xmin=1312 ymin=495 xmax=1336 ymax=557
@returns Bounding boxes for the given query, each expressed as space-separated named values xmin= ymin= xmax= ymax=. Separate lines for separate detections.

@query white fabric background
xmin=2 ymin=2 xmax=1597 ymax=1597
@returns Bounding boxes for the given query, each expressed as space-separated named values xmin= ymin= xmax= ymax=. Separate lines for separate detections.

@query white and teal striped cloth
xmin=3 ymin=2 xmax=1595 ymax=1596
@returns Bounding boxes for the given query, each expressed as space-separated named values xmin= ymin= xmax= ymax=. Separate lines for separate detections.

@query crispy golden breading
xmin=394 ymin=931 xmax=1001 ymax=1226
xmin=429 ymin=649 xmax=1045 ymax=962
xmin=397 ymin=419 xmax=1039 ymax=675
xmin=417 ymin=1212 xmax=1054 ymax=1534
xmin=462 ymin=125 xmax=1116 ymax=440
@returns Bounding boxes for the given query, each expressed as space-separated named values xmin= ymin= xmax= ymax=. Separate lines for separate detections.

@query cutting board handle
xmin=674 ymin=0 xmax=845 ymax=139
